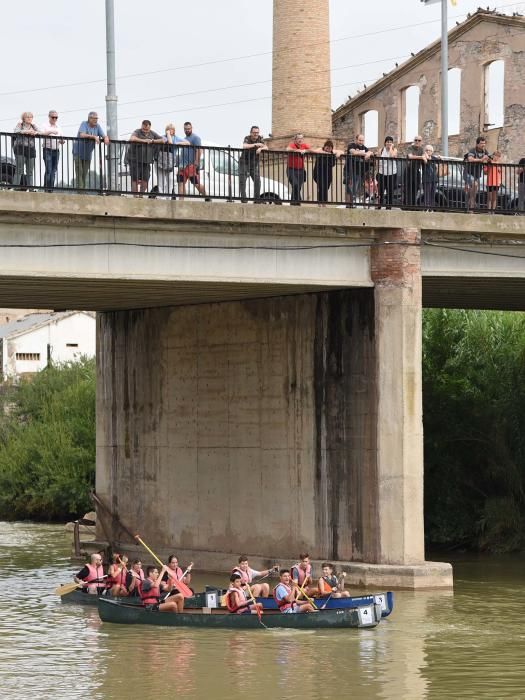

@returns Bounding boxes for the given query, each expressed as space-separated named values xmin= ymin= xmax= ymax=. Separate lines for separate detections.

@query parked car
xmin=0 ymin=155 xmax=16 ymax=186
xmin=118 ymin=143 xmax=289 ymax=202
xmin=389 ymin=158 xmax=519 ymax=212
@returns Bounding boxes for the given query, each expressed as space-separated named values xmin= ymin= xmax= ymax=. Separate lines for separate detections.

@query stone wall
xmin=332 ymin=13 xmax=525 ymax=162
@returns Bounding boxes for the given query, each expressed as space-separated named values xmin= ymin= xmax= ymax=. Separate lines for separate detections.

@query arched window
xmin=447 ymin=68 xmax=461 ymax=136
xmin=403 ymin=86 xmax=420 ymax=142
xmin=362 ymin=110 xmax=379 ymax=148
xmin=484 ymin=60 xmax=504 ymax=129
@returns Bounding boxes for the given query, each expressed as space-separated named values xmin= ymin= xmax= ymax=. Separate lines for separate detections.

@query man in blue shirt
xmin=177 ymin=121 xmax=209 ymax=200
xmin=72 ymin=112 xmax=109 ymax=190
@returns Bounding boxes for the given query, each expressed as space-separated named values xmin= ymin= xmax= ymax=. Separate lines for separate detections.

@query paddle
xmin=161 ymin=563 xmax=193 ymax=602
xmin=134 ymin=534 xmax=193 ymax=598
xmin=245 ymin=583 xmax=268 ymax=629
xmin=294 ymin=578 xmax=319 ymax=611
xmin=320 ymin=592 xmax=334 ymax=610
xmin=54 ymin=577 xmax=107 ymax=597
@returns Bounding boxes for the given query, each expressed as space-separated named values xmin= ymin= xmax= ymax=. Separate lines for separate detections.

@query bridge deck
xmin=0 ymin=191 xmax=523 ymax=310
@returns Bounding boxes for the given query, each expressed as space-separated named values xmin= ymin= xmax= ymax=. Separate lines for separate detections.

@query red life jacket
xmin=131 ymin=570 xmax=145 ymax=596
xmin=291 ymin=563 xmax=311 ymax=587
xmin=107 ymin=564 xmax=127 ymax=589
xmin=273 ymin=582 xmax=293 ymax=612
xmin=140 ymin=580 xmax=161 ymax=605
xmin=226 ymin=586 xmax=249 ymax=614
xmin=231 ymin=566 xmax=251 ymax=584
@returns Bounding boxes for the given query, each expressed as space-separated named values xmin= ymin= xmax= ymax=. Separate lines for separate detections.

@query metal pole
xmin=441 ymin=0 xmax=448 ymax=156
xmin=105 ymin=0 xmax=119 ymax=189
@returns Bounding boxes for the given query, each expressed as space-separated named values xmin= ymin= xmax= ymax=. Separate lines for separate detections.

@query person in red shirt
xmin=286 ymin=133 xmax=311 ymax=204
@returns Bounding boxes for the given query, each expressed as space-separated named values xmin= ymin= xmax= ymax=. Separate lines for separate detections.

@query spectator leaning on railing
xmin=177 ymin=122 xmax=208 ymax=201
xmin=344 ymin=134 xmax=372 ymax=208
xmin=40 ymin=109 xmax=64 ymax=191
xmin=156 ymin=123 xmax=190 ymax=197
xmin=72 ymin=112 xmax=109 ymax=190
xmin=286 ymin=133 xmax=312 ymax=205
xmin=422 ymin=144 xmax=441 ymax=210
xmin=518 ymin=155 xmax=525 ymax=213
xmin=312 ymin=140 xmax=344 ymax=206
xmin=128 ymin=120 xmax=164 ymax=196
xmin=464 ymin=136 xmax=490 ymax=211
xmin=405 ymin=135 xmax=425 ymax=207
xmin=375 ymin=136 xmax=398 ymax=210
xmin=484 ymin=150 xmax=503 ymax=214
xmin=239 ymin=126 xmax=267 ymax=202
xmin=12 ymin=111 xmax=40 ymax=189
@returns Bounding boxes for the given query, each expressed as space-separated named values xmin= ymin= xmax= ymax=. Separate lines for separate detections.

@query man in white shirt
xmin=40 ymin=110 xmax=64 ymax=190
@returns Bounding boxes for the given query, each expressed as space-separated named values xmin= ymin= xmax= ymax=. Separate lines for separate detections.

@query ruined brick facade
xmin=270 ymin=0 xmax=332 ymax=148
xmin=332 ymin=11 xmax=525 ymax=162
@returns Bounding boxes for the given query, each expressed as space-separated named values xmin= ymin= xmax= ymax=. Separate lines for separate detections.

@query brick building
xmin=332 ymin=10 xmax=525 ymax=162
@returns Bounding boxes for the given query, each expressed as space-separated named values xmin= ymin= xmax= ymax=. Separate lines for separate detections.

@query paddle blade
xmin=54 ymin=581 xmax=82 ymax=596
xmin=172 ymin=578 xmax=193 ymax=598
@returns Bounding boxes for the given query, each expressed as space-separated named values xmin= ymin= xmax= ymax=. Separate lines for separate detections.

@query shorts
xmin=130 ymin=161 xmax=151 ymax=182
xmin=177 ymin=164 xmax=200 ymax=185
xmin=487 ymin=185 xmax=500 ymax=192
xmin=463 ymin=174 xmax=479 ymax=186
xmin=282 ymin=605 xmax=298 ymax=614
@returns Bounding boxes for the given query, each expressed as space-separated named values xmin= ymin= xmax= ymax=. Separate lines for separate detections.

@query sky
xmin=0 ymin=0 xmax=524 ymax=144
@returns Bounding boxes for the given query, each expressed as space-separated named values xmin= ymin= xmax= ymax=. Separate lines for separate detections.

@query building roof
xmin=332 ymin=10 xmax=525 ymax=119
xmin=0 ymin=311 xmax=94 ymax=340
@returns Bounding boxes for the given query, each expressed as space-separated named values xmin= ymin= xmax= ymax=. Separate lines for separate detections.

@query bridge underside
xmin=0 ymin=275 xmax=524 ymax=311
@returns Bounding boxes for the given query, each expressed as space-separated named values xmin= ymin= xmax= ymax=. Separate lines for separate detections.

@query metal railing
xmin=1 ymin=132 xmax=524 ymax=214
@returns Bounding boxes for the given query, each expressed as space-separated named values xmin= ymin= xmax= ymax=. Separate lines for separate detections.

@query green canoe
xmin=98 ymin=598 xmax=382 ymax=629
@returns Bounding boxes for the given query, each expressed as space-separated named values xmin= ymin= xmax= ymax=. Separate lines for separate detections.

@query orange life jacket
xmin=231 ymin=566 xmax=251 ymax=584
xmin=319 ymin=575 xmax=338 ymax=594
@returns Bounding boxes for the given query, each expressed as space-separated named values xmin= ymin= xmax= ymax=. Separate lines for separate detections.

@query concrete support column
xmin=371 ymin=228 xmax=425 ymax=565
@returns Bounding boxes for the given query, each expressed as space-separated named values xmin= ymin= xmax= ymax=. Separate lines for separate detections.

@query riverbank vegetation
xmin=0 ymin=358 xmax=95 ymax=521
xmin=423 ymin=309 xmax=525 ymax=553
xmin=0 ymin=312 xmax=523 ymax=551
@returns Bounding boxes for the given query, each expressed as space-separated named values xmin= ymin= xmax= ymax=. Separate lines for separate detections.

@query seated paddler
xmin=74 ymin=553 xmax=106 ymax=594
xmin=318 ymin=562 xmax=350 ymax=598
xmin=290 ymin=553 xmax=318 ymax=597
xmin=231 ymin=555 xmax=278 ymax=597
xmin=106 ymin=553 xmax=129 ymax=597
xmin=140 ymin=565 xmax=180 ymax=613
xmin=273 ymin=569 xmax=316 ymax=613
xmin=226 ymin=573 xmax=264 ymax=615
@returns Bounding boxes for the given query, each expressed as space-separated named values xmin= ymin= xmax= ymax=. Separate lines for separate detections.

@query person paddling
xmin=318 ymin=562 xmax=350 ymax=598
xmin=106 ymin=553 xmax=129 ymax=597
xmin=140 ymin=565 xmax=180 ymax=613
xmin=226 ymin=573 xmax=264 ymax=615
xmin=74 ymin=553 xmax=105 ymax=595
xmin=231 ymin=555 xmax=278 ymax=597
xmin=162 ymin=554 xmax=193 ymax=590
xmin=125 ymin=559 xmax=144 ymax=597
xmin=273 ymin=569 xmax=316 ymax=613
xmin=291 ymin=553 xmax=318 ymax=597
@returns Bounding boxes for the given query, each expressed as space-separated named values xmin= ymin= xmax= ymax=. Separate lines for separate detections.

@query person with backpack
xmin=12 ymin=112 xmax=40 ymax=189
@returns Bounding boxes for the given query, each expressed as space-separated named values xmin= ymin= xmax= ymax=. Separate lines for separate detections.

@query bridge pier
xmin=96 ymin=227 xmax=452 ymax=588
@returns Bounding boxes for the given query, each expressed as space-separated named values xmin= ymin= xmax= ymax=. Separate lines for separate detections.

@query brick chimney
xmin=269 ymin=0 xmax=332 ymax=149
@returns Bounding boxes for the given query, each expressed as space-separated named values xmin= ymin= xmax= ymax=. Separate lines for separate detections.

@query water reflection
xmin=2 ymin=523 xmax=525 ymax=699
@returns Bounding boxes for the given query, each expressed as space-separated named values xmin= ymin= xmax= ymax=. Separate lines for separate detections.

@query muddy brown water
xmin=1 ymin=521 xmax=525 ymax=700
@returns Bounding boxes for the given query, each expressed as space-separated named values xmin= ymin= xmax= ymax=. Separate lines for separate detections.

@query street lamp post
xmin=105 ymin=0 xmax=119 ymax=189
xmin=421 ymin=0 xmax=449 ymax=156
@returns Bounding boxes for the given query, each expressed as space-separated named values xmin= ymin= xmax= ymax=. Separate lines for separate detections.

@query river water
xmin=1 ymin=522 xmax=525 ymax=700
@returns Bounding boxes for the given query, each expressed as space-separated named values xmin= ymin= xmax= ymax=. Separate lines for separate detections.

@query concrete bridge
xmin=1 ymin=192 xmax=523 ymax=588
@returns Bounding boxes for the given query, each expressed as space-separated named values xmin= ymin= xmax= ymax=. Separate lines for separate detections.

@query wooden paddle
xmin=134 ymin=534 xmax=193 ymax=598
xmin=294 ymin=578 xmax=319 ymax=610
xmin=245 ymin=583 xmax=268 ymax=629
xmin=54 ymin=577 xmax=107 ymax=597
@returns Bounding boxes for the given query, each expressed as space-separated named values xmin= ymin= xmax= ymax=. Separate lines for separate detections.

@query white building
xmin=0 ymin=311 xmax=96 ymax=381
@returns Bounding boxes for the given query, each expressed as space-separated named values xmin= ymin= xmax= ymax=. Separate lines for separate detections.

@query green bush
xmin=423 ymin=309 xmax=525 ymax=552
xmin=0 ymin=358 xmax=95 ymax=520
